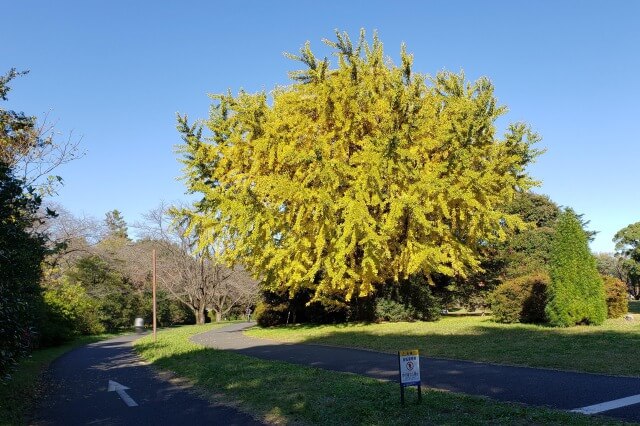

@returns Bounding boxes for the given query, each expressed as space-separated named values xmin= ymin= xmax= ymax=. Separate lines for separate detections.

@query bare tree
xmin=131 ymin=202 xmax=258 ymax=324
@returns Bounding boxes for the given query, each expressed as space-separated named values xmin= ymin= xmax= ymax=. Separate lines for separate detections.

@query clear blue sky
xmin=3 ymin=1 xmax=639 ymax=253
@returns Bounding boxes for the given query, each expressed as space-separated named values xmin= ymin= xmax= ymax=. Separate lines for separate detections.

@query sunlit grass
xmin=133 ymin=324 xmax=623 ymax=425
xmin=246 ymin=315 xmax=640 ymax=376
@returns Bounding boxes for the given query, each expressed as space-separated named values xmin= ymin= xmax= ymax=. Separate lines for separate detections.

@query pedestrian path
xmin=33 ymin=333 xmax=263 ymax=425
xmin=192 ymin=322 xmax=640 ymax=422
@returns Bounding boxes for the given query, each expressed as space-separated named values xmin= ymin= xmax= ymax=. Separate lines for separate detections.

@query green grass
xmin=0 ymin=334 xmax=118 ymax=425
xmin=134 ymin=324 xmax=625 ymax=425
xmin=246 ymin=315 xmax=640 ymax=376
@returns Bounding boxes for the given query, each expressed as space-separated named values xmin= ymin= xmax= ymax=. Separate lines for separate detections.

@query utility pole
xmin=152 ymin=248 xmax=157 ymax=343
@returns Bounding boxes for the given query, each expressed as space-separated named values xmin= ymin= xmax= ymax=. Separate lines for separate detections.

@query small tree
xmin=546 ymin=210 xmax=606 ymax=326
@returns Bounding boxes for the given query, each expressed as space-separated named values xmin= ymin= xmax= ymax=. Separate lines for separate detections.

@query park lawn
xmin=133 ymin=324 xmax=624 ymax=426
xmin=245 ymin=313 xmax=640 ymax=377
xmin=0 ymin=334 xmax=119 ymax=425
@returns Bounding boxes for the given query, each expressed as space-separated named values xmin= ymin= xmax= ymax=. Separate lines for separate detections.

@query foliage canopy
xmin=613 ymin=221 xmax=640 ymax=298
xmin=178 ymin=31 xmax=541 ymax=301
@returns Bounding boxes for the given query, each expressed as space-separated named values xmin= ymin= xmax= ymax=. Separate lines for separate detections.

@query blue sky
xmin=3 ymin=1 xmax=638 ymax=253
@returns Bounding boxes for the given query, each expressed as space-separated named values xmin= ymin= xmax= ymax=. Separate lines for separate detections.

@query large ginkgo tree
xmin=177 ymin=31 xmax=542 ymax=303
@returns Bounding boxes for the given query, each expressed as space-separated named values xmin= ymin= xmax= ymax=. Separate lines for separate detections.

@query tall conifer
xmin=546 ymin=210 xmax=606 ymax=326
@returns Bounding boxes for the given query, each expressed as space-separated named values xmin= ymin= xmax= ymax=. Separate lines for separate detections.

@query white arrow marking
xmin=108 ymin=380 xmax=138 ymax=407
xmin=571 ymin=393 xmax=640 ymax=415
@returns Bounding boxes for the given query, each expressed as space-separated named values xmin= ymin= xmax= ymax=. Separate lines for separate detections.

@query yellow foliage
xmin=177 ymin=31 xmax=541 ymax=302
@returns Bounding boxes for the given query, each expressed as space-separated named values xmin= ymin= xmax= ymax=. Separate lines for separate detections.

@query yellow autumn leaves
xmin=178 ymin=31 xmax=541 ymax=302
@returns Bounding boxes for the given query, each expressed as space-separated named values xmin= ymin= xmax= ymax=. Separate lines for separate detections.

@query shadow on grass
xmin=134 ymin=333 xmax=619 ymax=426
xmin=251 ymin=319 xmax=640 ymax=377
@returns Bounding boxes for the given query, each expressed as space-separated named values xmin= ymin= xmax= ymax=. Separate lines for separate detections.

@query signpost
xmin=398 ymin=349 xmax=422 ymax=404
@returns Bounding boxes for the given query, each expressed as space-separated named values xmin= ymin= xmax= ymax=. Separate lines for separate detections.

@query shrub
xmin=490 ymin=273 xmax=549 ymax=323
xmin=254 ymin=301 xmax=288 ymax=327
xmin=375 ymin=275 xmax=441 ymax=322
xmin=40 ymin=282 xmax=105 ymax=346
xmin=375 ymin=299 xmax=415 ymax=322
xmin=546 ymin=210 xmax=607 ymax=327
xmin=603 ymin=275 xmax=628 ymax=318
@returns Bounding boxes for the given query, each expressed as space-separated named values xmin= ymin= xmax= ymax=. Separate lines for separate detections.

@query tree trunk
xmin=196 ymin=308 xmax=207 ymax=324
xmin=214 ymin=311 xmax=222 ymax=322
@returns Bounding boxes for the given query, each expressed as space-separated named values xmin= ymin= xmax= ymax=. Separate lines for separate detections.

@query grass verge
xmin=246 ymin=315 xmax=640 ymax=376
xmin=0 ymin=334 xmax=118 ymax=425
xmin=133 ymin=324 xmax=623 ymax=425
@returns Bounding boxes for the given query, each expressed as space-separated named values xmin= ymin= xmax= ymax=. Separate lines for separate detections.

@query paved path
xmin=32 ymin=334 xmax=262 ymax=426
xmin=193 ymin=322 xmax=640 ymax=422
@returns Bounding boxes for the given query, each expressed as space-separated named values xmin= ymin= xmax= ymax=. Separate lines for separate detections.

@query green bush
xmin=375 ymin=299 xmax=415 ymax=322
xmin=375 ymin=275 xmax=441 ymax=322
xmin=255 ymin=300 xmax=289 ymax=327
xmin=546 ymin=211 xmax=607 ymax=327
xmin=40 ymin=282 xmax=105 ymax=346
xmin=603 ymin=275 xmax=628 ymax=318
xmin=490 ymin=273 xmax=549 ymax=324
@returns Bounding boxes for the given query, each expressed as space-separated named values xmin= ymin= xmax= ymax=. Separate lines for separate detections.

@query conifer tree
xmin=546 ymin=210 xmax=607 ymax=326
xmin=177 ymin=30 xmax=541 ymax=302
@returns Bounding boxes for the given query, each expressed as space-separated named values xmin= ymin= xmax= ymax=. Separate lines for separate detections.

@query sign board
xmin=398 ymin=349 xmax=421 ymax=387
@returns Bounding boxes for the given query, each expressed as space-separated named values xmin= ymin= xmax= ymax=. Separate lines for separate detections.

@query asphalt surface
xmin=32 ymin=333 xmax=262 ymax=426
xmin=193 ymin=322 xmax=640 ymax=422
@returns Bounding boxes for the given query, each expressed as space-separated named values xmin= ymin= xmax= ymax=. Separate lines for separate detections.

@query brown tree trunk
xmin=196 ymin=308 xmax=207 ymax=324
xmin=214 ymin=311 xmax=222 ymax=322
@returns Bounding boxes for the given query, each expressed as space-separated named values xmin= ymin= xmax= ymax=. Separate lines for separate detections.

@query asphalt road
xmin=32 ymin=334 xmax=262 ymax=426
xmin=193 ymin=322 xmax=640 ymax=423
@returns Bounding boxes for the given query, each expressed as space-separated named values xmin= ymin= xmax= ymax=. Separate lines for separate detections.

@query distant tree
xmin=613 ymin=222 xmax=640 ymax=300
xmin=177 ymin=30 xmax=541 ymax=304
xmin=105 ymin=209 xmax=129 ymax=240
xmin=131 ymin=203 xmax=258 ymax=324
xmin=66 ymin=255 xmax=143 ymax=331
xmin=546 ymin=210 xmax=607 ymax=326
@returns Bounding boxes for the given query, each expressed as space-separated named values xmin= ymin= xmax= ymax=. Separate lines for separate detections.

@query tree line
xmin=0 ymin=70 xmax=256 ymax=381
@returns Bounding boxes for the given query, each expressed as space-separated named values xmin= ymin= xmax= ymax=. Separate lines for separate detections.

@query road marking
xmin=108 ymin=380 xmax=139 ymax=407
xmin=571 ymin=394 xmax=640 ymax=415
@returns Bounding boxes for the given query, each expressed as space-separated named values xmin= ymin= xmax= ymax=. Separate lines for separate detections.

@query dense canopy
xmin=178 ymin=31 xmax=541 ymax=301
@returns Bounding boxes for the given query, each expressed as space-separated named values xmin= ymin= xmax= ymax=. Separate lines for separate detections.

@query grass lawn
xmin=246 ymin=314 xmax=640 ymax=377
xmin=133 ymin=324 xmax=624 ymax=425
xmin=0 ymin=334 xmax=118 ymax=425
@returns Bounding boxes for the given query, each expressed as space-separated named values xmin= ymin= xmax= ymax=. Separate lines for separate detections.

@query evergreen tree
xmin=546 ymin=210 xmax=607 ymax=326
xmin=105 ymin=209 xmax=129 ymax=240
xmin=0 ymin=163 xmax=46 ymax=378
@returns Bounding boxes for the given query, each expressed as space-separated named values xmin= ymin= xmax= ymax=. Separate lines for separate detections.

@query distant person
xmin=245 ymin=306 xmax=252 ymax=322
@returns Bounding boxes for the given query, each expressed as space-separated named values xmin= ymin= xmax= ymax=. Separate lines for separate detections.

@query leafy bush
xmin=546 ymin=211 xmax=607 ymax=327
xmin=254 ymin=300 xmax=288 ymax=327
xmin=375 ymin=275 xmax=441 ymax=322
xmin=40 ymin=282 xmax=105 ymax=346
xmin=603 ymin=275 xmax=628 ymax=318
xmin=376 ymin=299 xmax=415 ymax=322
xmin=490 ymin=273 xmax=549 ymax=323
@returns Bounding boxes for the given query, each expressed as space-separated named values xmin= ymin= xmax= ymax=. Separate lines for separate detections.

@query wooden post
xmin=152 ymin=249 xmax=157 ymax=343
